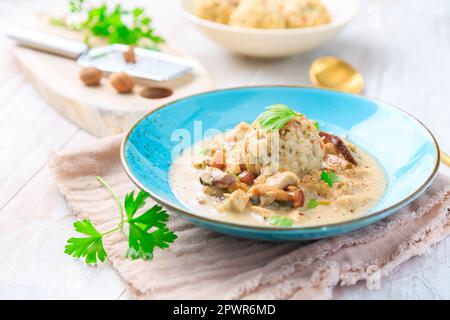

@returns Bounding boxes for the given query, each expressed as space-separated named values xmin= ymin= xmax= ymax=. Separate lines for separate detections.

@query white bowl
xmin=180 ymin=0 xmax=360 ymax=58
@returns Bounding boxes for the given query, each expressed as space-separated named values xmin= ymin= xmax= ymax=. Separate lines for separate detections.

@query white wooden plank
xmin=0 ymin=77 xmax=79 ymax=208
xmin=338 ymin=0 xmax=450 ymax=298
xmin=0 ymin=131 xmax=126 ymax=300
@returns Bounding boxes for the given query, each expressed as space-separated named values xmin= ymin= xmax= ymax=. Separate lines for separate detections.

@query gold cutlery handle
xmin=441 ymin=151 xmax=450 ymax=167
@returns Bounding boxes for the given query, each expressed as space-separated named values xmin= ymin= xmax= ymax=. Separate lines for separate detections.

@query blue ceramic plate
xmin=121 ymin=86 xmax=440 ymax=240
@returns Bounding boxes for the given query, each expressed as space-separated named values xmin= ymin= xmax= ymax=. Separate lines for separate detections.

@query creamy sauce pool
xmin=169 ymin=141 xmax=387 ymax=228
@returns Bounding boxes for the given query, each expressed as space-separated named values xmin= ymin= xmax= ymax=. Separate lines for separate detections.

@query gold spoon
xmin=442 ymin=151 xmax=450 ymax=167
xmin=309 ymin=56 xmax=450 ymax=167
xmin=309 ymin=56 xmax=364 ymax=94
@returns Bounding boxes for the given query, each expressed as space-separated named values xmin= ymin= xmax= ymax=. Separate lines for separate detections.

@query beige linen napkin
xmin=49 ymin=134 xmax=450 ymax=300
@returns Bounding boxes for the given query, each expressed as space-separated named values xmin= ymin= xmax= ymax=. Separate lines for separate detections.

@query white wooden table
xmin=1 ymin=0 xmax=449 ymax=300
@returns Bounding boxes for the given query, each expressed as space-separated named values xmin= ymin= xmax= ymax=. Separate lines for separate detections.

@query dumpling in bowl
xmin=229 ymin=0 xmax=286 ymax=29
xmin=282 ymin=0 xmax=331 ymax=28
xmin=244 ymin=115 xmax=324 ymax=177
xmin=194 ymin=0 xmax=240 ymax=24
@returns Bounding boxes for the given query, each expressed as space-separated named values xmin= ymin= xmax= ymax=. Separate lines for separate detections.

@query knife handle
xmin=7 ymin=27 xmax=88 ymax=60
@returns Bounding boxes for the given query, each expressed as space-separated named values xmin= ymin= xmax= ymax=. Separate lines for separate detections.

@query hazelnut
xmin=140 ymin=86 xmax=173 ymax=99
xmin=80 ymin=67 xmax=102 ymax=86
xmin=109 ymin=72 xmax=134 ymax=94
xmin=123 ymin=46 xmax=136 ymax=64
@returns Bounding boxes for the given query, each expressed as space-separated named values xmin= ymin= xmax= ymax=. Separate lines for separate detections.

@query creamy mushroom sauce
xmin=169 ymin=136 xmax=387 ymax=228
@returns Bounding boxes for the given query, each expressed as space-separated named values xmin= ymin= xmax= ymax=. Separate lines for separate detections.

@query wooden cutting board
xmin=12 ymin=16 xmax=213 ymax=137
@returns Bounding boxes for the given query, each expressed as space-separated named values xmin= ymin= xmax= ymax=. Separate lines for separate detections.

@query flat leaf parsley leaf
xmin=65 ymin=177 xmax=177 ymax=265
xmin=313 ymin=121 xmax=320 ymax=131
xmin=321 ymin=170 xmax=341 ymax=187
xmin=65 ymin=219 xmax=107 ymax=265
xmin=307 ymin=199 xmax=319 ymax=209
xmin=268 ymin=215 xmax=294 ymax=227
xmin=257 ymin=104 xmax=302 ymax=130
xmin=125 ymin=193 xmax=177 ymax=260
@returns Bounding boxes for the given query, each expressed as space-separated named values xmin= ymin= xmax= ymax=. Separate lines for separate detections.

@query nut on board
xmin=123 ymin=46 xmax=136 ymax=64
xmin=109 ymin=72 xmax=135 ymax=93
xmin=80 ymin=67 xmax=102 ymax=86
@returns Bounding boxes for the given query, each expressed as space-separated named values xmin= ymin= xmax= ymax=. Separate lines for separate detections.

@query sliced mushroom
xmin=323 ymin=154 xmax=354 ymax=171
xmin=248 ymin=185 xmax=293 ymax=201
xmin=199 ymin=167 xmax=236 ymax=189
xmin=220 ymin=189 xmax=249 ymax=212
xmin=320 ymin=131 xmax=357 ymax=165
xmin=266 ymin=171 xmax=300 ymax=189
xmin=210 ymin=149 xmax=226 ymax=170
xmin=238 ymin=171 xmax=256 ymax=185
xmin=286 ymin=186 xmax=305 ymax=208
xmin=248 ymin=184 xmax=293 ymax=206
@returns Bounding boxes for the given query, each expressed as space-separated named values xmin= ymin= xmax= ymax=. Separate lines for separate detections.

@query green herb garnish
xmin=268 ymin=215 xmax=294 ymax=227
xmin=321 ymin=170 xmax=341 ymax=187
xmin=64 ymin=219 xmax=107 ymax=264
xmin=257 ymin=104 xmax=302 ymax=130
xmin=307 ymin=199 xmax=319 ymax=209
xmin=65 ymin=176 xmax=176 ymax=264
xmin=69 ymin=0 xmax=84 ymax=13
xmin=61 ymin=0 xmax=164 ymax=48
xmin=313 ymin=121 xmax=320 ymax=131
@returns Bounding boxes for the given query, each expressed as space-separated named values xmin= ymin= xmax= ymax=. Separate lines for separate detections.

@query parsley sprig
xmin=65 ymin=176 xmax=176 ymax=264
xmin=58 ymin=1 xmax=164 ymax=48
xmin=65 ymin=219 xmax=107 ymax=264
xmin=321 ymin=170 xmax=341 ymax=187
xmin=257 ymin=104 xmax=302 ymax=130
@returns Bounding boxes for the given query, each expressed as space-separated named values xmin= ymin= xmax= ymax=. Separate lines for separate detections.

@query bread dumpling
xmin=244 ymin=116 xmax=324 ymax=177
xmin=194 ymin=0 xmax=331 ymax=29
xmin=194 ymin=0 xmax=240 ymax=24
xmin=229 ymin=0 xmax=286 ymax=29
xmin=282 ymin=0 xmax=331 ymax=28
